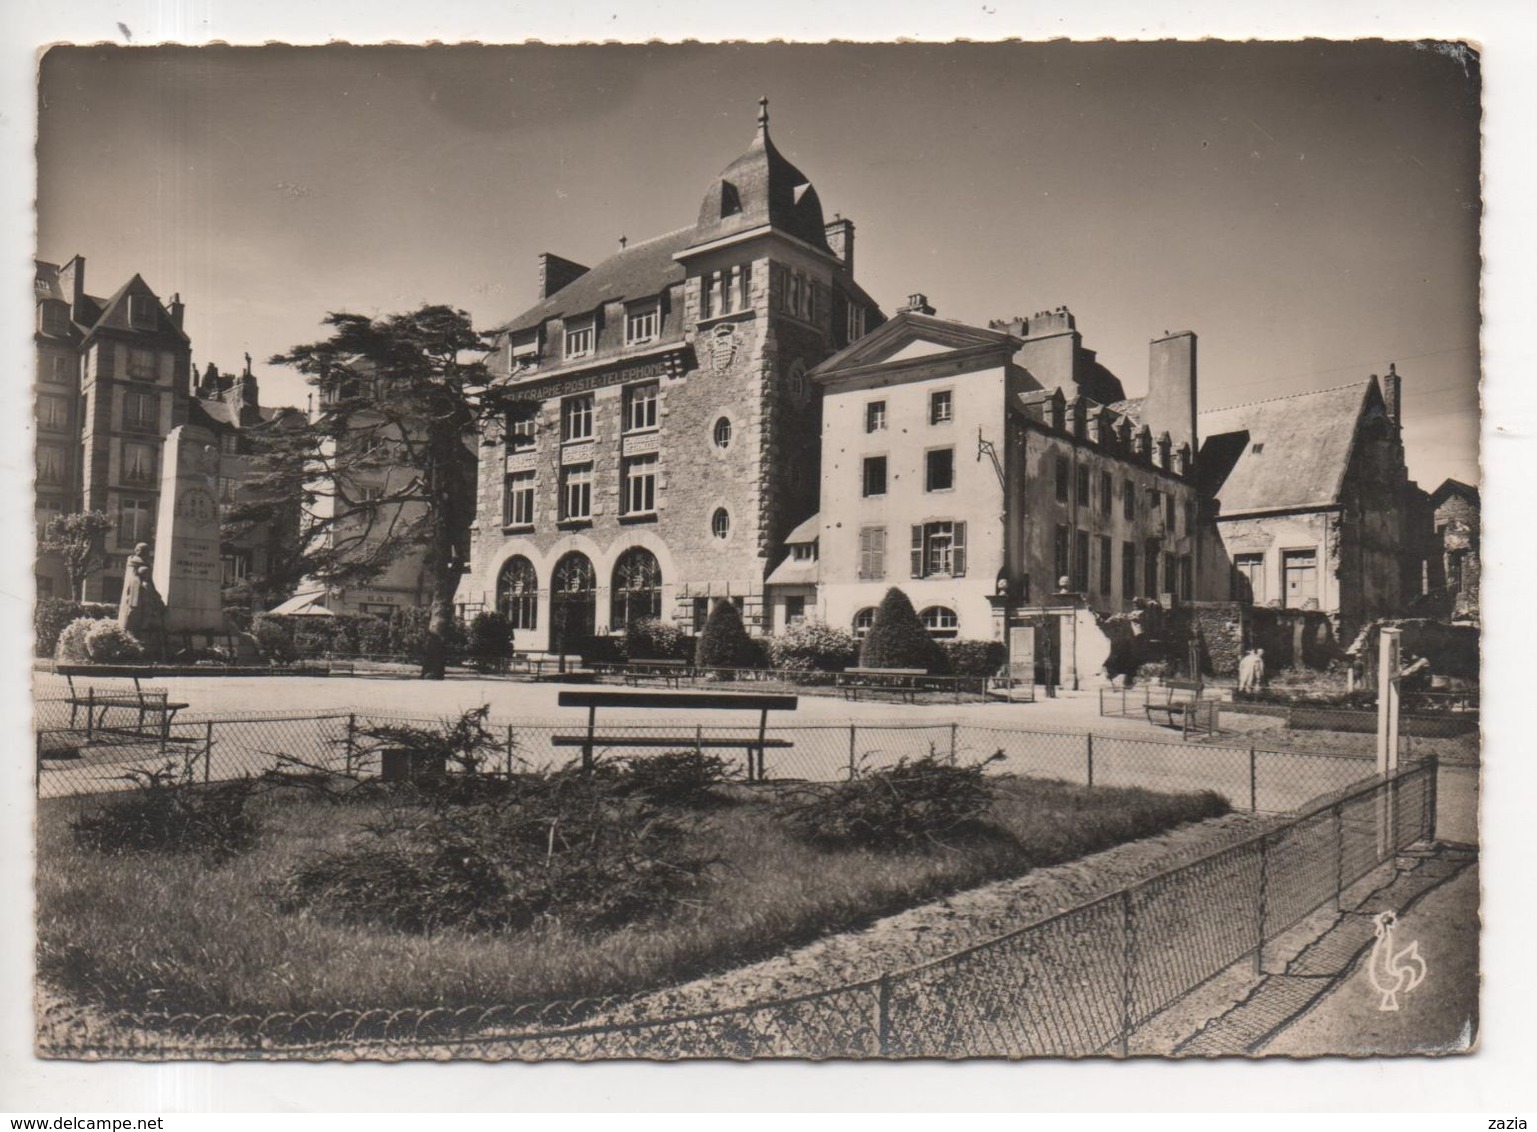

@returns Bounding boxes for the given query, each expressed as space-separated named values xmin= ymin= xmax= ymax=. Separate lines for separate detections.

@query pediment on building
xmin=809 ymin=310 xmax=1020 ymax=380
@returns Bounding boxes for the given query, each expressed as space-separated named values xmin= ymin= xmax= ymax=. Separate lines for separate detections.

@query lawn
xmin=36 ymin=769 xmax=1229 ymax=1018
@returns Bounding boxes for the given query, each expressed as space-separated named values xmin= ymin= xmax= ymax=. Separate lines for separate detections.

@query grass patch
xmin=37 ymin=773 xmax=1228 ymax=1017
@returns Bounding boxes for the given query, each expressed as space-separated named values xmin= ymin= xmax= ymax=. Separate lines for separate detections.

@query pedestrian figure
xmin=1253 ymin=648 xmax=1266 ymax=688
xmin=1237 ymin=649 xmax=1258 ymax=693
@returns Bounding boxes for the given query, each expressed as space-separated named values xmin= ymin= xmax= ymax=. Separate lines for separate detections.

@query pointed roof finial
xmin=757 ymin=96 xmax=769 ymax=132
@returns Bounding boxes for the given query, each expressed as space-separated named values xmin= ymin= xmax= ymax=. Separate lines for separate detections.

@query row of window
xmin=495 ymin=547 xmax=664 ymax=632
xmin=769 ymin=264 xmax=816 ymax=324
xmin=853 ymin=521 xmax=969 ymax=581
xmin=861 ymin=448 xmax=955 ymax=497
xmin=1231 ymin=548 xmax=1320 ymax=608
xmin=505 ymin=461 xmax=732 ymax=537
xmin=509 ymin=383 xmax=666 ymax=451
xmin=863 ymin=390 xmax=953 ymax=434
xmin=1053 ymin=457 xmax=1193 ymax=532
xmin=559 ymin=294 xmax=677 ymax=363
xmin=1050 ymin=526 xmax=1194 ymax=601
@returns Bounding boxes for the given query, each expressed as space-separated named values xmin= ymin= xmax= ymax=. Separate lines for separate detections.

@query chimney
xmin=1143 ymin=330 xmax=1198 ymax=458
xmin=169 ymin=292 xmax=185 ymax=330
xmin=58 ymin=255 xmax=86 ymax=318
xmin=898 ymin=293 xmax=935 ymax=316
xmin=824 ymin=217 xmax=855 ymax=273
xmin=537 ymin=252 xmax=590 ymax=300
xmin=1381 ymin=363 xmax=1402 ymax=428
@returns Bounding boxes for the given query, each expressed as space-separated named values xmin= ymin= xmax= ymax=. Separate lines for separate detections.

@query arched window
xmin=712 ymin=508 xmax=730 ymax=540
xmin=495 ymin=555 xmax=538 ymax=631
xmin=550 ymin=551 xmax=596 ymax=644
xmin=921 ymin=606 xmax=959 ymax=639
xmin=852 ymin=607 xmax=876 ymax=638
xmin=713 ymin=417 xmax=733 ymax=448
xmin=611 ymin=546 xmax=663 ymax=629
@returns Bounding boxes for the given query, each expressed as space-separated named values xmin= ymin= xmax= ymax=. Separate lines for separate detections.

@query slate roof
xmin=1429 ymin=478 xmax=1479 ymax=509
xmin=500 ymin=227 xmax=693 ymax=336
xmin=783 ymin=513 xmax=820 ymax=544
xmin=191 ymin=397 xmax=294 ymax=431
xmin=1197 ymin=381 xmax=1373 ymax=515
xmin=690 ymin=110 xmax=830 ymax=252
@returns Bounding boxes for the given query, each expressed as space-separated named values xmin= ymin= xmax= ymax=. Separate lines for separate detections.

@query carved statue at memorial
xmin=118 ymin=542 xmax=167 ymax=659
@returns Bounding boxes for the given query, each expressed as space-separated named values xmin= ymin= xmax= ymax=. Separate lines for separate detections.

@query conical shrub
xmin=694 ymin=600 xmax=758 ymax=672
xmin=858 ymin=587 xmax=943 ymax=672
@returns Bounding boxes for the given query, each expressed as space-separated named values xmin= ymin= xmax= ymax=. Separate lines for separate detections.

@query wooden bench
xmin=553 ymin=689 xmax=797 ymax=781
xmin=1145 ymin=679 xmax=1220 ymax=738
xmin=838 ymin=667 xmax=927 ymax=704
xmin=623 ymin=658 xmax=693 ymax=687
xmin=57 ymin=666 xmax=190 ymax=743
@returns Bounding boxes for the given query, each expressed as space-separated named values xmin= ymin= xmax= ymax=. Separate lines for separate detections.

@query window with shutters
xmin=912 ymin=521 xmax=966 ymax=578
xmin=1122 ymin=540 xmax=1137 ymax=599
xmin=1074 ymin=530 xmax=1091 ymax=593
xmin=857 ymin=526 xmax=887 ymax=580
xmin=1056 ymin=456 xmax=1070 ymax=503
xmin=1098 ymin=535 xmax=1113 ymax=595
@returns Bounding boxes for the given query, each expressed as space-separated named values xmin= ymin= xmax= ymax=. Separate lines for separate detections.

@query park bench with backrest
xmin=512 ymin=651 xmax=586 ymax=677
xmin=56 ymin=665 xmax=190 ymax=743
xmin=1144 ymin=678 xmax=1220 ymax=738
xmin=553 ymin=688 xmax=797 ymax=781
xmin=837 ymin=666 xmax=926 ymax=704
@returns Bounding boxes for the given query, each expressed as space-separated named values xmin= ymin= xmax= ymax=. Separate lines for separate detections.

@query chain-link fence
xmin=36 ymin=707 xmax=1385 ymax=813
xmin=37 ymin=758 xmax=1436 ymax=1059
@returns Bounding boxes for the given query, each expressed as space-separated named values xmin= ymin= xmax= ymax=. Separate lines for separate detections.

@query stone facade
xmin=34 ymin=256 xmax=192 ymax=602
xmin=457 ymin=107 xmax=882 ymax=650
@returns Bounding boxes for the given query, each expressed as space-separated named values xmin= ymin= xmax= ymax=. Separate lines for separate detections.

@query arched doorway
xmin=495 ymin=555 xmax=538 ymax=631
xmin=550 ymin=551 xmax=596 ymax=648
xmin=611 ymin=546 xmax=663 ymax=628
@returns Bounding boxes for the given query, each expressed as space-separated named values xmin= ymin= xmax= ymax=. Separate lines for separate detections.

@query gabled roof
xmin=1429 ymin=478 xmax=1479 ymax=509
xmin=809 ymin=310 xmax=1022 ymax=379
xmin=86 ymin=273 xmax=190 ymax=343
xmin=1197 ymin=381 xmax=1375 ymax=514
xmin=499 ymin=227 xmax=693 ymax=336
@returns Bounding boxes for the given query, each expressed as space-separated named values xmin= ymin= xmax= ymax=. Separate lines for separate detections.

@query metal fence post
xmin=1249 ymin=746 xmax=1258 ymax=813
xmin=1120 ymin=889 xmax=1135 ymax=1057
xmin=949 ymin=722 xmax=958 ymax=765
xmin=848 ymin=724 xmax=857 ymax=780
xmin=1333 ymin=802 xmax=1345 ymax=910
xmin=203 ymin=720 xmax=214 ymax=784
xmin=1086 ymin=733 xmax=1095 ymax=789
xmin=877 ymin=974 xmax=893 ymax=1056
xmin=344 ymin=713 xmax=357 ymax=776
xmin=505 ymin=724 xmax=516 ymax=779
xmin=1426 ymin=755 xmax=1439 ymax=842
xmin=1254 ymin=836 xmax=1270 ymax=975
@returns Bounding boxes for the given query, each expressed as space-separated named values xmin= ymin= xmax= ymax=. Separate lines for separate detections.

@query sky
xmin=36 ymin=41 xmax=1481 ymax=488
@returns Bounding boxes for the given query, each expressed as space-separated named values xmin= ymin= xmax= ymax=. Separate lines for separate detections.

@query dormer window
xmin=791 ymin=540 xmax=817 ymax=562
xmin=128 ymin=294 xmax=158 ymax=330
xmin=509 ymin=336 xmax=540 ymax=372
xmin=625 ymin=305 xmax=659 ymax=346
xmin=564 ymin=321 xmax=594 ymax=359
xmin=40 ymin=301 xmax=69 ymax=336
xmin=846 ymin=304 xmax=865 ymax=344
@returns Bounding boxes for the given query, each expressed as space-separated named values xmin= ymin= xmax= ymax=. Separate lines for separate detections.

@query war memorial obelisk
xmin=152 ymin=424 xmax=226 ymax=642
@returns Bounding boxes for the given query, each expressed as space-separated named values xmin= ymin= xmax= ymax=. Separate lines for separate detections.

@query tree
xmin=859 ymin=587 xmax=944 ymax=672
xmin=40 ymin=511 xmax=117 ymax=601
xmin=246 ymin=305 xmax=497 ymax=679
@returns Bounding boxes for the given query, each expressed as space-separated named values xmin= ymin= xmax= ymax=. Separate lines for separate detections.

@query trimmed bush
xmin=939 ymin=638 xmax=1007 ymax=678
xmin=35 ymin=599 xmax=116 ymax=657
xmin=250 ymin=616 xmax=296 ymax=663
xmin=694 ymin=600 xmax=760 ymax=672
xmin=467 ymin=611 xmax=513 ymax=671
xmin=84 ymin=621 xmax=144 ymax=664
xmin=621 ymin=751 xmax=735 ymax=807
xmin=789 ymin=751 xmax=1001 ymax=849
xmin=767 ymin=620 xmax=859 ymax=674
xmin=55 ymin=617 xmax=102 ymax=662
xmin=624 ymin=617 xmax=693 ymax=661
xmin=858 ymin=588 xmax=944 ymax=672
